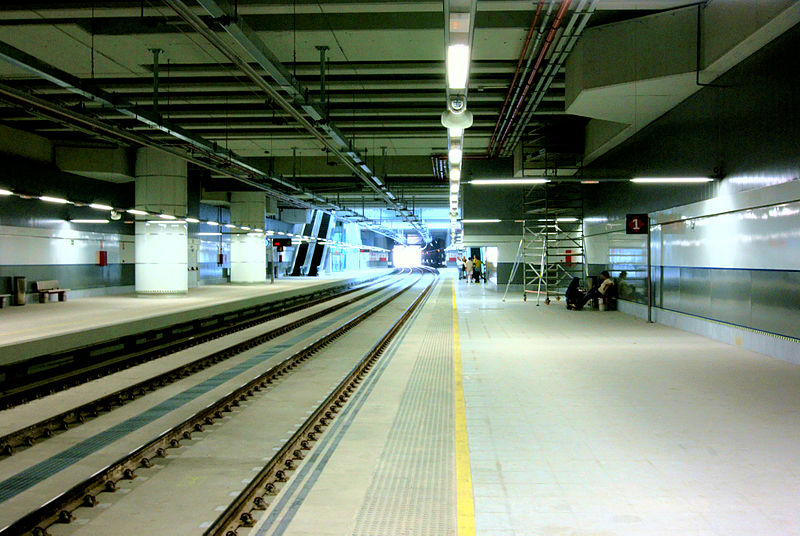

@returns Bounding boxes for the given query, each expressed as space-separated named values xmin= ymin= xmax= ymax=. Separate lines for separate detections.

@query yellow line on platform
xmin=452 ymin=280 xmax=475 ymax=536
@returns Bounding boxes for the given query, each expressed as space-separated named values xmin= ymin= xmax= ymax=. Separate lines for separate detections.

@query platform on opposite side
xmin=0 ymin=269 xmax=392 ymax=364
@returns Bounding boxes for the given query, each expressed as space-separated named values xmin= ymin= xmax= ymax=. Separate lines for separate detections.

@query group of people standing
xmin=457 ymin=255 xmax=484 ymax=283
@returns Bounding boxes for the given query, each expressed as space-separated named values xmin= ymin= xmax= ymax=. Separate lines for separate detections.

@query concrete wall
xmin=461 ymin=158 xmax=522 ymax=284
xmin=581 ymin=23 xmax=800 ymax=353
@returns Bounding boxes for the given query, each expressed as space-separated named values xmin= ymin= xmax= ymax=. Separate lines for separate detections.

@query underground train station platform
xmin=2 ymin=269 xmax=798 ymax=536
xmin=245 ymin=272 xmax=800 ymax=536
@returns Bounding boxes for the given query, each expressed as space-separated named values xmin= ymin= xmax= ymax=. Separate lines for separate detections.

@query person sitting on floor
xmin=565 ymin=277 xmax=585 ymax=310
xmin=580 ymin=270 xmax=615 ymax=309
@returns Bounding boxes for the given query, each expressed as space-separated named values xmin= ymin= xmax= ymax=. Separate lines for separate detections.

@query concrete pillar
xmin=134 ymin=148 xmax=188 ymax=296
xmin=230 ymin=191 xmax=266 ymax=283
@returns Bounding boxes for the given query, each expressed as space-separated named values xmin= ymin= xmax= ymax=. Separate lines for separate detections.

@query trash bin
xmin=13 ymin=276 xmax=26 ymax=306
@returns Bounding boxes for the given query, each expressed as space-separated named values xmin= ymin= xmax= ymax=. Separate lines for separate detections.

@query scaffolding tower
xmin=521 ymin=183 xmax=585 ymax=303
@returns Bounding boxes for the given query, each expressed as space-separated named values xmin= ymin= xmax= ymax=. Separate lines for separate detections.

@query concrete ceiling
xmin=0 ymin=0 xmax=704 ymax=212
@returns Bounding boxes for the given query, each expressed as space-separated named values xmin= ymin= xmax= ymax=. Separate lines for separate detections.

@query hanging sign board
xmin=626 ymin=214 xmax=649 ymax=235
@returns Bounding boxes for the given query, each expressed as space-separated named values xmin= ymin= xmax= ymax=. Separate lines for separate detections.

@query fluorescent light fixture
xmin=371 ymin=176 xmax=383 ymax=186
xmin=266 ymin=230 xmax=274 ymax=235
xmin=449 ymin=147 xmax=463 ymax=164
xmin=198 ymin=232 xmax=222 ymax=236
xmin=185 ymin=217 xmax=200 ymax=223
xmin=449 ymin=193 xmax=459 ymax=202
xmin=386 ymin=192 xmax=396 ymax=200
xmin=450 ymin=168 xmax=461 ymax=181
xmin=0 ymin=188 xmax=12 ymax=196
xmin=581 ymin=180 xmax=599 ymax=184
xmin=449 ymin=127 xmax=463 ymax=138
xmin=556 ymin=217 xmax=579 ymax=222
xmin=359 ymin=163 xmax=371 ymax=173
xmin=225 ymin=224 xmax=236 ymax=228
xmin=89 ymin=203 xmax=113 ymax=211
xmin=470 ymin=178 xmax=549 ymax=185
xmin=254 ymin=228 xmax=264 ymax=233
xmin=159 ymin=213 xmax=176 ymax=220
xmin=40 ymin=195 xmax=69 ymax=204
xmin=460 ymin=219 xmax=501 ymax=223
xmin=450 ymin=184 xmax=460 ymax=194
xmin=447 ymin=44 xmax=470 ymax=90
xmin=240 ymin=226 xmax=251 ymax=230
xmin=631 ymin=177 xmax=713 ymax=183
xmin=206 ymin=221 xmax=219 ymax=226
xmin=127 ymin=209 xmax=148 ymax=215
xmin=71 ymin=219 xmax=108 ymax=224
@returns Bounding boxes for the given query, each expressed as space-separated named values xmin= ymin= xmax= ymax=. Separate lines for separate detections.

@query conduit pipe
xmin=487 ymin=0 xmax=548 ymax=153
xmin=166 ymin=0 xmax=430 ymax=243
xmin=0 ymin=72 xmax=403 ymax=241
xmin=493 ymin=0 xmax=571 ymax=156
xmin=503 ymin=0 xmax=598 ymax=154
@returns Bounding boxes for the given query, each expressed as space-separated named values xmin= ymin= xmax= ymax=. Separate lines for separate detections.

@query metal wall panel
xmin=679 ymin=268 xmax=711 ymax=318
xmin=661 ymin=266 xmax=682 ymax=311
xmin=750 ymin=270 xmax=800 ymax=339
xmin=709 ymin=268 xmax=752 ymax=328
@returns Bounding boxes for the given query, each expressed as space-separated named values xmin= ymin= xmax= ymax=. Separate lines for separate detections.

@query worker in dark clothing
xmin=566 ymin=277 xmax=585 ymax=310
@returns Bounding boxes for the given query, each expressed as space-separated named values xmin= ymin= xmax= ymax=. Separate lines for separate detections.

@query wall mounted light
xmin=631 ymin=177 xmax=713 ymax=183
xmin=40 ymin=196 xmax=69 ymax=204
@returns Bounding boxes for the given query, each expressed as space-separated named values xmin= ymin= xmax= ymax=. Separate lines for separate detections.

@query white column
xmin=230 ymin=191 xmax=266 ymax=283
xmin=134 ymin=148 xmax=188 ymax=296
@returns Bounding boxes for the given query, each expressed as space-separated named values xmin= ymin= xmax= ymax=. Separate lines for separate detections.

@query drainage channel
xmin=0 ymin=269 xmax=431 ymax=536
xmin=0 ymin=272 xmax=404 ymax=458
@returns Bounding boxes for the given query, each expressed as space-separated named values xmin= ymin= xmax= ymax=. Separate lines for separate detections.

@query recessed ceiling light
xmin=447 ymin=44 xmax=470 ymax=90
xmin=470 ymin=179 xmax=549 ymax=185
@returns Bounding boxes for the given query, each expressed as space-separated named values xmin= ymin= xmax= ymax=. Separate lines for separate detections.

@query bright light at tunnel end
xmin=393 ymin=245 xmax=422 ymax=268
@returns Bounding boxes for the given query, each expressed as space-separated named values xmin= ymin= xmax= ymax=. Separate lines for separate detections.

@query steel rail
xmin=0 ymin=270 xmax=396 ymax=411
xmin=0 ymin=270 xmax=428 ymax=536
xmin=0 ymin=271 xmax=403 ymax=457
xmin=207 ymin=268 xmax=437 ymax=535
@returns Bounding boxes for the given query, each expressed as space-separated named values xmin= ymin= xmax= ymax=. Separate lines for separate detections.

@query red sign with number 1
xmin=626 ymin=213 xmax=649 ymax=234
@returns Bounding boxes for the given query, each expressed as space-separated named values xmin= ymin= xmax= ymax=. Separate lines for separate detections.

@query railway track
xmin=0 ymin=272 xmax=403 ymax=457
xmin=0 ymin=271 xmax=398 ymax=410
xmin=0 ymin=268 xmax=437 ymax=536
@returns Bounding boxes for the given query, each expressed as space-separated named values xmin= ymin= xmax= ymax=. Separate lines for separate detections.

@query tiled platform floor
xmin=456 ymin=274 xmax=800 ymax=536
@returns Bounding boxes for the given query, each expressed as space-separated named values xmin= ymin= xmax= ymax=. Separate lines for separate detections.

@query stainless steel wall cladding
xmin=653 ymin=266 xmax=800 ymax=340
